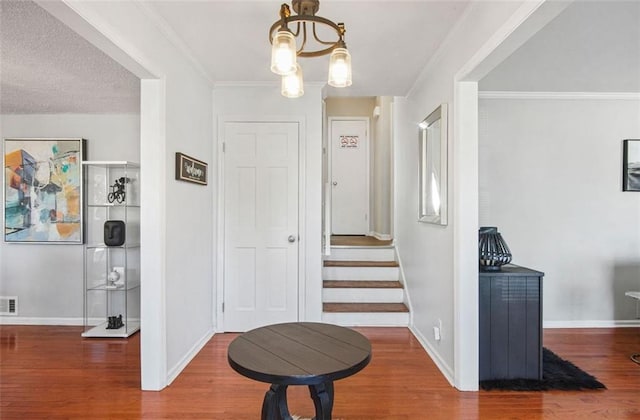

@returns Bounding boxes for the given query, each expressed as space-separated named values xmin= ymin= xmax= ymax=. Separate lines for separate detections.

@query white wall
xmin=0 ymin=113 xmax=139 ymax=321
xmin=373 ymin=96 xmax=393 ymax=236
xmin=479 ymin=96 xmax=640 ymax=325
xmin=41 ymin=0 xmax=216 ymax=390
xmin=393 ymin=0 xmax=528 ymax=388
xmin=213 ymin=84 xmax=323 ymax=325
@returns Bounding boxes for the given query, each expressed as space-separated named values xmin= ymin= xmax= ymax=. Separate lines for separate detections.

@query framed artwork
xmin=418 ymin=104 xmax=448 ymax=225
xmin=623 ymin=139 xmax=640 ymax=191
xmin=3 ymin=138 xmax=86 ymax=243
xmin=175 ymin=152 xmax=208 ymax=185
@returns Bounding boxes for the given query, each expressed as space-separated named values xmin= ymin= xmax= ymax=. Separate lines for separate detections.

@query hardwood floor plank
xmin=323 ymin=303 xmax=410 ymax=313
xmin=331 ymin=235 xmax=393 ymax=246
xmin=1 ymin=326 xmax=639 ymax=419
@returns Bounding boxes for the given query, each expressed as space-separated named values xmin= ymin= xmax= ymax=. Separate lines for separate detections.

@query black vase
xmin=478 ymin=227 xmax=512 ymax=271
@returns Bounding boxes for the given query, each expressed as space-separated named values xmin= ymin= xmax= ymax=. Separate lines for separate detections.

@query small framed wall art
xmin=623 ymin=139 xmax=640 ymax=192
xmin=4 ymin=138 xmax=86 ymax=243
xmin=175 ymin=152 xmax=208 ymax=185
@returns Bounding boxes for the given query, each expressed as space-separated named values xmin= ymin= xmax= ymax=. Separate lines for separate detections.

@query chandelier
xmin=269 ymin=0 xmax=352 ymax=98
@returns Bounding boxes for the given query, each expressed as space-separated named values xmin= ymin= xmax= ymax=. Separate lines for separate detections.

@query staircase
xmin=321 ymin=239 xmax=410 ymax=326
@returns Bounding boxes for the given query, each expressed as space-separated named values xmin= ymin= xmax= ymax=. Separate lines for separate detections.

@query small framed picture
xmin=175 ymin=152 xmax=207 ymax=185
xmin=622 ymin=139 xmax=640 ymax=191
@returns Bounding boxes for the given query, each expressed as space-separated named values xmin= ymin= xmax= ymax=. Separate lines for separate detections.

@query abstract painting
xmin=4 ymin=138 xmax=86 ymax=243
xmin=623 ymin=139 xmax=640 ymax=192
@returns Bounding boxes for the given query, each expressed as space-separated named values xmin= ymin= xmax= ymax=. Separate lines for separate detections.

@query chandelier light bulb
xmin=328 ymin=47 xmax=352 ymax=87
xmin=281 ymin=64 xmax=304 ymax=98
xmin=271 ymin=29 xmax=297 ymax=75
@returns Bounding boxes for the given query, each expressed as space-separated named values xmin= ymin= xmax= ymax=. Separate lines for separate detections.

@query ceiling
xmin=0 ymin=0 xmax=468 ymax=113
xmin=480 ymin=1 xmax=640 ymax=92
xmin=1 ymin=1 xmax=639 ymax=114
xmin=0 ymin=0 xmax=140 ymax=113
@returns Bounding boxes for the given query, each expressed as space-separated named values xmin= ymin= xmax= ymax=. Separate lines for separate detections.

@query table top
xmin=227 ymin=322 xmax=372 ymax=386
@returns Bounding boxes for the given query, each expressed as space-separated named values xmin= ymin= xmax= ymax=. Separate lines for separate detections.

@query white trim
xmin=140 ymin=78 xmax=168 ymax=391
xmin=328 ymin=117 xmax=371 ymax=235
xmin=544 ymin=320 xmax=640 ymax=329
xmin=409 ymin=325 xmax=455 ymax=387
xmin=217 ymin=115 xmax=307 ymax=331
xmin=368 ymin=231 xmax=392 ymax=241
xmin=0 ymin=317 xmax=83 ymax=326
xmin=479 ymin=91 xmax=640 ymax=100
xmin=134 ymin=0 xmax=214 ymax=85
xmin=34 ymin=0 xmax=158 ymax=79
xmin=166 ymin=329 xmax=216 ymax=385
xmin=394 ymin=246 xmax=412 ymax=321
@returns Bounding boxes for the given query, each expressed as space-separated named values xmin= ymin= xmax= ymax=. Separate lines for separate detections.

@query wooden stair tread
xmin=331 ymin=235 xmax=393 ymax=247
xmin=323 ymin=260 xmax=399 ymax=267
xmin=323 ymin=280 xmax=403 ymax=289
xmin=323 ymin=303 xmax=409 ymax=313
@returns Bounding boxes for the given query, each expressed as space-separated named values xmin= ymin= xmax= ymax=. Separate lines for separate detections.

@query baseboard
xmin=368 ymin=231 xmax=392 ymax=241
xmin=166 ymin=328 xmax=216 ymax=386
xmin=544 ymin=320 xmax=640 ymax=328
xmin=0 ymin=316 xmax=83 ymax=326
xmin=409 ymin=324 xmax=455 ymax=387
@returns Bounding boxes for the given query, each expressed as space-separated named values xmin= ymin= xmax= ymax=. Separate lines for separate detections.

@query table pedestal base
xmin=261 ymin=382 xmax=335 ymax=420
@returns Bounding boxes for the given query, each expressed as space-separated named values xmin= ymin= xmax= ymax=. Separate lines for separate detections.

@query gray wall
xmin=1 ymin=113 xmax=139 ymax=322
xmin=479 ymin=97 xmax=640 ymax=324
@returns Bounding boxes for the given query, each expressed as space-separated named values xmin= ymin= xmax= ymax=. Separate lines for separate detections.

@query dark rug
xmin=480 ymin=347 xmax=606 ymax=391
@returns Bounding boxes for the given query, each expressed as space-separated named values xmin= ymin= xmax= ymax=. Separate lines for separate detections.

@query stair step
xmin=323 ymin=280 xmax=403 ymax=289
xmin=323 ymin=303 xmax=409 ymax=313
xmin=323 ymin=260 xmax=399 ymax=268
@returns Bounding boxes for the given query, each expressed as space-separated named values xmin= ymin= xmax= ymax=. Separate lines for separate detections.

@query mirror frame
xmin=418 ymin=104 xmax=448 ymax=225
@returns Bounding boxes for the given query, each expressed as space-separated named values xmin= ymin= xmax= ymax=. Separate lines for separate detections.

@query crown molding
xmin=479 ymin=91 xmax=640 ymax=100
xmin=134 ymin=0 xmax=214 ymax=86
xmin=214 ymin=81 xmax=325 ymax=88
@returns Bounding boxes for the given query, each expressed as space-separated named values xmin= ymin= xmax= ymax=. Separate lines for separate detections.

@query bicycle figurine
xmin=107 ymin=177 xmax=128 ymax=203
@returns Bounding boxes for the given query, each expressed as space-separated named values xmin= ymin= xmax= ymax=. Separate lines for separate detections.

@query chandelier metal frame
xmin=269 ymin=0 xmax=347 ymax=58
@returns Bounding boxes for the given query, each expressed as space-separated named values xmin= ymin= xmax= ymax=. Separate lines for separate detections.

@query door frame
xmin=216 ymin=116 xmax=306 ymax=332
xmin=328 ymin=116 xmax=371 ymax=235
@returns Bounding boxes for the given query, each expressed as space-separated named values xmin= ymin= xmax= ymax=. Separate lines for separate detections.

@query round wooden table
xmin=227 ymin=322 xmax=372 ymax=420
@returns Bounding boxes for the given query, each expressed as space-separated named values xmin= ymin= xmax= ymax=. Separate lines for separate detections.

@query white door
xmin=223 ymin=122 xmax=299 ymax=331
xmin=330 ymin=119 xmax=369 ymax=234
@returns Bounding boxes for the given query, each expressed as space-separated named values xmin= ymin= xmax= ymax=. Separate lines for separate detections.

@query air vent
xmin=0 ymin=296 xmax=18 ymax=315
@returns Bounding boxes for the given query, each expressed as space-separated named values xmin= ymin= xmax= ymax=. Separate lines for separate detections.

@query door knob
xmin=332 ymin=181 xmax=338 ymax=186
xmin=288 ymin=235 xmax=296 ymax=243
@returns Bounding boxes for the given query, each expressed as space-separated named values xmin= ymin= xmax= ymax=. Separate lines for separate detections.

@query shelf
xmin=83 ymin=161 xmax=140 ymax=340
xmin=86 ymin=243 xmax=141 ymax=250
xmin=87 ymin=203 xmax=141 ymax=208
xmin=81 ymin=321 xmax=140 ymax=338
xmin=87 ymin=283 xmax=140 ymax=292
xmin=82 ymin=161 xmax=140 ymax=168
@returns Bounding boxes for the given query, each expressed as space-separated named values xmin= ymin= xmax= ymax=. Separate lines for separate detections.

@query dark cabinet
xmin=479 ymin=264 xmax=544 ymax=380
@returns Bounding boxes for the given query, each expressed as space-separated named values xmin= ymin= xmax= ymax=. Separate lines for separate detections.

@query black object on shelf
xmin=106 ymin=315 xmax=124 ymax=330
xmin=479 ymin=226 xmax=512 ymax=271
xmin=479 ymin=264 xmax=544 ymax=381
xmin=104 ymin=220 xmax=126 ymax=246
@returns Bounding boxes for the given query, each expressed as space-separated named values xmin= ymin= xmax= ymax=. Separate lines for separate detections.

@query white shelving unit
xmin=82 ymin=161 xmax=140 ymax=338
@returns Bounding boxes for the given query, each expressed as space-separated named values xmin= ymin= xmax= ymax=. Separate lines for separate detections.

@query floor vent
xmin=0 ymin=296 xmax=18 ymax=315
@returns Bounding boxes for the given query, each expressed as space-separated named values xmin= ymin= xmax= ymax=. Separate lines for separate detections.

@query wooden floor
xmin=1 ymin=326 xmax=639 ymax=419
xmin=331 ymin=235 xmax=393 ymax=246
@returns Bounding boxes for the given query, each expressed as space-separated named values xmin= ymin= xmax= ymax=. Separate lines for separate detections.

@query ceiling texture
xmin=1 ymin=1 xmax=639 ymax=114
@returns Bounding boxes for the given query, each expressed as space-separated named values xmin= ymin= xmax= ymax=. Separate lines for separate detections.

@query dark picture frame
xmin=3 ymin=138 xmax=86 ymax=243
xmin=622 ymin=139 xmax=640 ymax=191
xmin=175 ymin=152 xmax=208 ymax=185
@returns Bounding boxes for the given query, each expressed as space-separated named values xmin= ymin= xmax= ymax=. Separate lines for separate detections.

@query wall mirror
xmin=418 ymin=104 xmax=448 ymax=225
